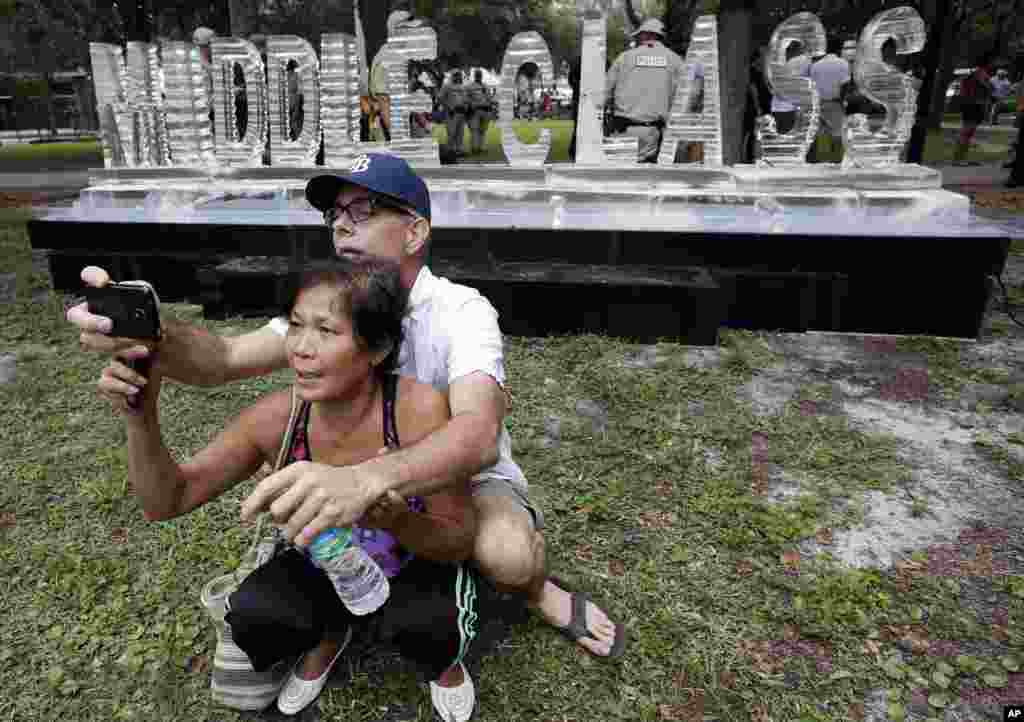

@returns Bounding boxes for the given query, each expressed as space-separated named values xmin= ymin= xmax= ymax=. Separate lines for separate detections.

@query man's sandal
xmin=548 ymin=575 xmax=627 ymax=660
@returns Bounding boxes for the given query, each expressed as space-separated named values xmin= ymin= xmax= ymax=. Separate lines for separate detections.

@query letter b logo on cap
xmin=350 ymin=155 xmax=371 ymax=173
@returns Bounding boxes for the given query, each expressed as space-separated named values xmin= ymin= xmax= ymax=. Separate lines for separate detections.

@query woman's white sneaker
xmin=276 ymin=627 xmax=352 ymax=716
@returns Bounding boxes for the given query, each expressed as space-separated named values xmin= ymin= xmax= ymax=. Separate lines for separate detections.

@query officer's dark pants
xmin=612 ymin=125 xmax=661 ymax=162
xmin=447 ymin=112 xmax=467 ymax=154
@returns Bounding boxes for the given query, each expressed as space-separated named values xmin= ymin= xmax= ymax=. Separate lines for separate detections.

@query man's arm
xmin=363 ymin=370 xmax=504 ymax=498
xmin=153 ymin=319 xmax=289 ymax=387
xmin=240 ymin=371 xmax=505 ymax=544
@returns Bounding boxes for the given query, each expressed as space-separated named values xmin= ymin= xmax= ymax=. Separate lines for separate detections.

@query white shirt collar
xmin=406 ymin=265 xmax=435 ymax=319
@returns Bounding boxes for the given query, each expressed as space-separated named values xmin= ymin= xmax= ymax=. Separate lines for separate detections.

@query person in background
xmin=466 ymin=70 xmax=491 ymax=155
xmin=439 ymin=71 xmax=469 ymax=157
xmin=744 ymin=46 xmax=772 ymax=163
xmin=1006 ymin=75 xmax=1024 ymax=188
xmin=567 ymin=57 xmax=581 ymax=162
xmin=990 ymin=68 xmax=1012 ymax=125
xmin=192 ymin=27 xmax=216 ymax=128
xmin=953 ymin=53 xmax=995 ymax=166
xmin=769 ymin=41 xmax=810 ymax=135
xmin=684 ymin=56 xmax=706 ymax=163
xmin=409 ymin=110 xmax=432 ymax=139
xmin=605 ymin=18 xmax=685 ymax=163
xmin=807 ymin=36 xmax=851 ymax=163
xmin=369 ymin=10 xmax=422 ymax=143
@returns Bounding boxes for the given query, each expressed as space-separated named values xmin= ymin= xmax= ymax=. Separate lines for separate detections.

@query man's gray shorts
xmin=471 ymin=475 xmax=545 ymax=531
xmin=818 ymin=100 xmax=846 ymax=140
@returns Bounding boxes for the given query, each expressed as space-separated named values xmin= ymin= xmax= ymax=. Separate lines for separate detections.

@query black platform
xmin=27 ymin=218 xmax=1011 ymax=344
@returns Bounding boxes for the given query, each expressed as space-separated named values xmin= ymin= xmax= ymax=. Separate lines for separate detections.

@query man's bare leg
xmin=471 ymin=494 xmax=618 ymax=657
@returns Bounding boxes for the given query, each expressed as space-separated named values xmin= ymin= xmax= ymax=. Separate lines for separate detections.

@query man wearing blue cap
xmin=69 ymin=153 xmax=627 ymax=684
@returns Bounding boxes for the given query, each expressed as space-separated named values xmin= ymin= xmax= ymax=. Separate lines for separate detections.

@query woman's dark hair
xmin=281 ymin=257 xmax=408 ymax=378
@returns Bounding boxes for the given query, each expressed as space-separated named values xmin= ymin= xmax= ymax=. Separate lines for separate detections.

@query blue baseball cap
xmin=305 ymin=153 xmax=431 ymax=222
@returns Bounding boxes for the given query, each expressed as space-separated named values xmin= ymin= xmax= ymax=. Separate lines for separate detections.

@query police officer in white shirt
xmin=808 ymin=37 xmax=851 ymax=161
xmin=605 ymin=18 xmax=686 ymax=163
xmin=67 ymin=153 xmax=627 ymax=661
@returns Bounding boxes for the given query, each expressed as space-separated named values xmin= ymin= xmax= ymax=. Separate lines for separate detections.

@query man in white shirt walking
xmin=990 ymin=69 xmax=1012 ymax=125
xmin=808 ymin=37 xmax=851 ymax=162
xmin=769 ymin=41 xmax=811 ymax=135
xmin=67 ymin=153 xmax=628 ymax=663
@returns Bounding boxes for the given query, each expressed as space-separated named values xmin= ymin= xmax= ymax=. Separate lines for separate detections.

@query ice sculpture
xmin=89 ymin=43 xmax=168 ymax=167
xmin=321 ymin=33 xmax=362 ymax=166
xmin=379 ymin=23 xmax=437 ymax=142
xmin=126 ymin=43 xmax=170 ymax=167
xmin=574 ymin=0 xmax=637 ymax=165
xmin=160 ymin=41 xmax=216 ymax=167
xmin=210 ymin=37 xmax=268 ymax=167
xmin=499 ymin=32 xmax=554 ymax=166
xmin=357 ymin=18 xmax=439 ymax=165
xmin=657 ymin=14 xmax=722 ymax=166
xmin=843 ymin=6 xmax=925 ymax=168
xmin=757 ymin=12 xmax=825 ymax=166
xmin=266 ymin=36 xmax=320 ymax=166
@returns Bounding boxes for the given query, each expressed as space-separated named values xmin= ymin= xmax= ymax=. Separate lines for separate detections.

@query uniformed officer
xmin=605 ymin=18 xmax=686 ymax=163
xmin=466 ymin=69 xmax=492 ymax=155
xmin=439 ymin=70 xmax=470 ymax=156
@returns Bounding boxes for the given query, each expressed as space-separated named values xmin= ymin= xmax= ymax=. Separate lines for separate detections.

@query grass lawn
xmin=0 ymin=141 xmax=103 ymax=171
xmin=3 ymin=207 xmax=1024 ymax=721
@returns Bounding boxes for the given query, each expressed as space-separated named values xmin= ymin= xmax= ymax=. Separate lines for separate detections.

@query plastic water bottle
xmin=308 ymin=528 xmax=390 ymax=615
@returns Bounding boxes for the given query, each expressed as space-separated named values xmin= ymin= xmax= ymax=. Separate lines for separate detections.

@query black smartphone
xmin=85 ymin=281 xmax=161 ymax=409
xmin=85 ymin=281 xmax=161 ymax=340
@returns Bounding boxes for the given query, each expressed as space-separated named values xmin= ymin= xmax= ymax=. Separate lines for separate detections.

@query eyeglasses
xmin=324 ymin=194 xmax=416 ymax=227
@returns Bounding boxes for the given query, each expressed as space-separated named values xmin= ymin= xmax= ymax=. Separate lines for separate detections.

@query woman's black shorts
xmin=225 ymin=548 xmax=480 ymax=681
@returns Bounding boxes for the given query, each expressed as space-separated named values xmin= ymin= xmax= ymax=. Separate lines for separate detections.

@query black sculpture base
xmin=29 ymin=218 xmax=1011 ymax=344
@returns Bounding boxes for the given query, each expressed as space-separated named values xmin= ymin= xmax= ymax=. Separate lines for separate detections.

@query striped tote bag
xmin=199 ymin=388 xmax=301 ymax=711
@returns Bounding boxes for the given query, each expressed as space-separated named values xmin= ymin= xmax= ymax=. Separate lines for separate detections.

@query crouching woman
xmin=102 ymin=257 xmax=479 ymax=721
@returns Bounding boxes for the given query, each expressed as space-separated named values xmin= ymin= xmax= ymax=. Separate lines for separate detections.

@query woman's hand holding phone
xmin=100 ymin=357 xmax=162 ymax=416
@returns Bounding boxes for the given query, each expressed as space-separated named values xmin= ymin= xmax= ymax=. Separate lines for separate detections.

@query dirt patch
xmin=727 ymin=247 xmax=1024 ymax=577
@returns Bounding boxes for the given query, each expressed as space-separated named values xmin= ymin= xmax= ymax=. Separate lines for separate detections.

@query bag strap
xmin=237 ymin=385 xmax=302 ymax=574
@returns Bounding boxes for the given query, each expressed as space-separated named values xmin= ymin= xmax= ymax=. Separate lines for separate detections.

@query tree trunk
xmin=929 ymin=51 xmax=956 ymax=129
xmin=228 ymin=0 xmax=249 ymax=37
xmin=43 ymin=72 xmax=57 ymax=136
xmin=664 ymin=0 xmax=696 ymax=54
xmin=717 ymin=0 xmax=755 ymax=166
xmin=622 ymin=0 xmax=643 ymax=32
xmin=905 ymin=0 xmax=953 ymax=163
xmin=363 ymin=0 xmax=391 ymax=69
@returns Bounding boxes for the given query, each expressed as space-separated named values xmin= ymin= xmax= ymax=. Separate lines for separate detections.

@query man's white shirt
xmin=770 ymin=54 xmax=812 ymax=113
xmin=992 ymin=77 xmax=1012 ymax=100
xmin=268 ymin=266 xmax=528 ymax=487
xmin=809 ymin=53 xmax=850 ymax=101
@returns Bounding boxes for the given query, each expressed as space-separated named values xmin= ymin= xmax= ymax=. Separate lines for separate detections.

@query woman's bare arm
xmin=125 ymin=381 xmax=289 ymax=520
xmin=69 ymin=266 xmax=289 ymax=390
